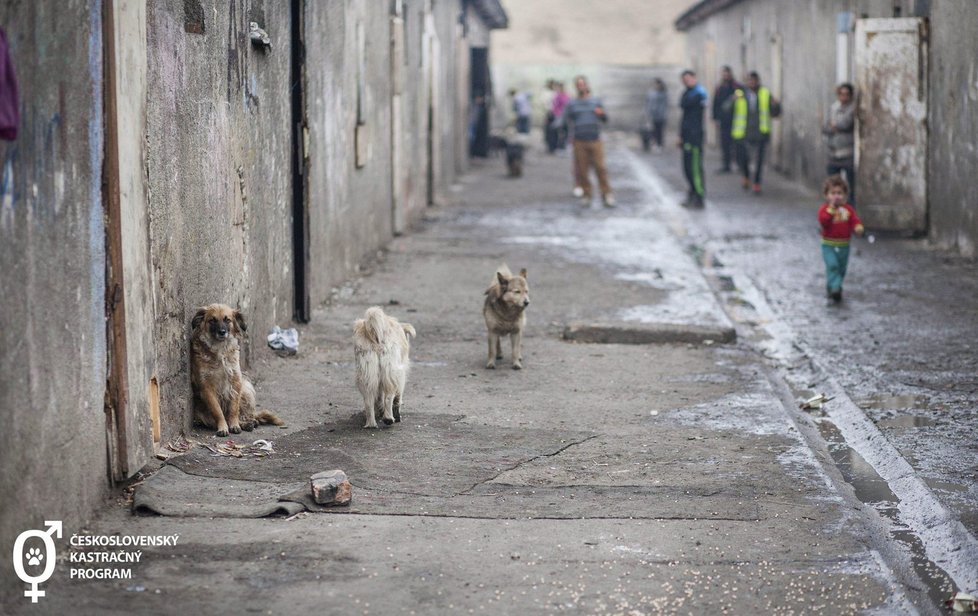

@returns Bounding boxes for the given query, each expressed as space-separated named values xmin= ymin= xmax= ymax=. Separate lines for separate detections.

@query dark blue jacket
xmin=679 ymin=84 xmax=708 ymax=145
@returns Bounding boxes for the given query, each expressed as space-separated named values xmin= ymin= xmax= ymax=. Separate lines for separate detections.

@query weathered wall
xmin=0 ymin=1 xmax=495 ymax=601
xmin=305 ymin=0 xmax=395 ymax=303
xmin=492 ymin=0 xmax=697 ymax=66
xmin=145 ymin=0 xmax=295 ymax=439
xmin=0 ymin=0 xmax=108 ymax=599
xmin=927 ymin=0 xmax=978 ymax=256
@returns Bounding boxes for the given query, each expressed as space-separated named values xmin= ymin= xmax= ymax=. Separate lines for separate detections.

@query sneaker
xmin=572 ymin=186 xmax=584 ymax=198
xmin=603 ymin=194 xmax=616 ymax=208
xmin=692 ymin=195 xmax=705 ymax=208
xmin=830 ymin=289 xmax=843 ymax=303
xmin=752 ymin=183 xmax=762 ymax=194
xmin=741 ymin=177 xmax=750 ymax=190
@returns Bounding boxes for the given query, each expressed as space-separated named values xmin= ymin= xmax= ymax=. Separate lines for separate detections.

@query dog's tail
xmin=254 ymin=410 xmax=285 ymax=427
xmin=360 ymin=307 xmax=389 ymax=345
xmin=402 ymin=323 xmax=416 ymax=339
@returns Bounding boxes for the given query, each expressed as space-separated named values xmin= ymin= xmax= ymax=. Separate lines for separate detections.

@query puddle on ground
xmin=816 ymin=420 xmax=955 ymax=610
xmin=860 ymin=394 xmax=930 ymax=411
xmin=876 ymin=415 xmax=938 ymax=429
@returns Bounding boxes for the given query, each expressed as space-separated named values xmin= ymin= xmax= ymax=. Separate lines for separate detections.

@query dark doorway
xmin=290 ymin=0 xmax=310 ymax=322
xmin=469 ymin=47 xmax=490 ymax=157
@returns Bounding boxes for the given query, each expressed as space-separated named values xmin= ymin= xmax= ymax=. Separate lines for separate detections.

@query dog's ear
xmin=496 ymin=271 xmax=509 ymax=288
xmin=191 ymin=307 xmax=207 ymax=332
xmin=233 ymin=309 xmax=247 ymax=333
xmin=519 ymin=268 xmax=527 ymax=280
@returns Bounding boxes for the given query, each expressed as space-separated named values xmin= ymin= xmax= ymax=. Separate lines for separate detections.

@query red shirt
xmin=818 ymin=202 xmax=863 ymax=246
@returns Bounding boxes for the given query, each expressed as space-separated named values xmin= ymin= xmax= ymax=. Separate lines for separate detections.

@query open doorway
xmin=290 ymin=0 xmax=310 ymax=322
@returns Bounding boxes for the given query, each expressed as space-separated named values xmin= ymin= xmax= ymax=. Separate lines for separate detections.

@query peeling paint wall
xmin=145 ymin=0 xmax=295 ymax=440
xmin=304 ymin=0 xmax=395 ymax=303
xmin=0 ymin=2 xmax=497 ymax=599
xmin=0 ymin=0 xmax=108 ymax=598
xmin=927 ymin=1 xmax=978 ymax=256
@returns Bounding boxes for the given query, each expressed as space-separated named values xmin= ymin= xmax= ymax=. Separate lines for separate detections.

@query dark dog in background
xmin=190 ymin=304 xmax=285 ymax=436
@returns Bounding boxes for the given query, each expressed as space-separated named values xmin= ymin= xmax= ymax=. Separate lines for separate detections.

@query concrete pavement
xmin=10 ymin=137 xmax=950 ymax=615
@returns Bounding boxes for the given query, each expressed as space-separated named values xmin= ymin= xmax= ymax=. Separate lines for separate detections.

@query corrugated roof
xmin=675 ymin=0 xmax=745 ymax=31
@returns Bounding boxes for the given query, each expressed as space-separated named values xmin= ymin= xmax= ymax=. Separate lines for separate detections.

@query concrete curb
xmin=562 ymin=322 xmax=736 ymax=345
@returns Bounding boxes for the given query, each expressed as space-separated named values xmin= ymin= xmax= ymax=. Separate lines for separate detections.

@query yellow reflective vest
xmin=731 ymin=87 xmax=771 ymax=139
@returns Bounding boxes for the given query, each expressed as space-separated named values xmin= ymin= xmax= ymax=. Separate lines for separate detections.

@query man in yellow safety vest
xmin=725 ymin=71 xmax=780 ymax=194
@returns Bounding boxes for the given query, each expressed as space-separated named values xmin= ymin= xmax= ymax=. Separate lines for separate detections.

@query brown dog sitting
xmin=190 ymin=304 xmax=285 ymax=436
xmin=483 ymin=265 xmax=530 ymax=370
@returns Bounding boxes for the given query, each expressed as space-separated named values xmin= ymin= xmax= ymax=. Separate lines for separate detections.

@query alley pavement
xmin=14 ymin=136 xmax=975 ymax=615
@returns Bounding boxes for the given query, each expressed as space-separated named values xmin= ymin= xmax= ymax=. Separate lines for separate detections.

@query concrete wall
xmin=927 ymin=1 xmax=978 ymax=256
xmin=145 ymin=0 xmax=295 ymax=440
xmin=0 ymin=0 xmax=496 ymax=600
xmin=0 ymin=0 xmax=108 ymax=598
xmin=492 ymin=0 xmax=697 ymax=66
xmin=305 ymin=0 xmax=395 ymax=303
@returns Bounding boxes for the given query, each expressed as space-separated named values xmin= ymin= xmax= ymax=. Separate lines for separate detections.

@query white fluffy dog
xmin=353 ymin=307 xmax=416 ymax=428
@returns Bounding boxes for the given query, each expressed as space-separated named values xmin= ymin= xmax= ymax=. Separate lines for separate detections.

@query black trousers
xmin=719 ymin=121 xmax=735 ymax=170
xmin=736 ymin=139 xmax=767 ymax=185
xmin=827 ymin=161 xmax=856 ymax=204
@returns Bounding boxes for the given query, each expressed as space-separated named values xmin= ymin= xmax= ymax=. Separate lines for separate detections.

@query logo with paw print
xmin=13 ymin=521 xmax=61 ymax=602
xmin=26 ymin=547 xmax=44 ymax=566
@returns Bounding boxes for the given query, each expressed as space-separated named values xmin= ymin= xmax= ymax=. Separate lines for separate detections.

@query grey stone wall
xmin=0 ymin=0 xmax=496 ymax=601
xmin=0 ymin=0 xmax=108 ymax=599
xmin=927 ymin=0 xmax=978 ymax=256
xmin=145 ymin=1 xmax=295 ymax=440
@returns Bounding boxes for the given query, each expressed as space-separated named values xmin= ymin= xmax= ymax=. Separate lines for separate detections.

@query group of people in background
xmin=673 ymin=66 xmax=782 ymax=208
xmin=664 ymin=65 xmax=857 ymax=212
xmin=505 ymin=67 xmax=861 ymax=303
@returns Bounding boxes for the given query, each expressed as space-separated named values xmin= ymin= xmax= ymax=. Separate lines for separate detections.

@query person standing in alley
xmin=556 ymin=75 xmax=614 ymax=207
xmin=546 ymin=80 xmax=570 ymax=153
xmin=678 ymin=69 xmax=708 ymax=208
xmin=823 ymin=83 xmax=857 ymax=204
xmin=818 ymin=175 xmax=864 ymax=303
xmin=712 ymin=66 xmax=739 ymax=174
xmin=727 ymin=71 xmax=780 ymax=194
xmin=644 ymin=78 xmax=668 ymax=152
xmin=510 ymin=88 xmax=532 ymax=135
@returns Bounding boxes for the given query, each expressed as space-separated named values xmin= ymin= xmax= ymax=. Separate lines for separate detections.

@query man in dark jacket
xmin=712 ymin=66 xmax=739 ymax=173
xmin=678 ymin=70 xmax=708 ymax=208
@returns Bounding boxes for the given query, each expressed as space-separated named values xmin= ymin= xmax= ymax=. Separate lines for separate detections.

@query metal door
xmin=854 ymin=18 xmax=928 ymax=232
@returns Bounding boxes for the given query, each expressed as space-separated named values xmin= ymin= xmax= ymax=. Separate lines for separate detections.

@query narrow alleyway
xmin=23 ymin=138 xmax=976 ymax=615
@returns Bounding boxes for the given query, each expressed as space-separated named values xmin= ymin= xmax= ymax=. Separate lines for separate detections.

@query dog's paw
xmin=229 ymin=423 xmax=242 ymax=434
xmin=512 ymin=361 xmax=523 ymax=370
xmin=240 ymin=418 xmax=257 ymax=431
xmin=216 ymin=427 xmax=229 ymax=437
xmin=486 ymin=361 xmax=496 ymax=369
xmin=382 ymin=417 xmax=394 ymax=426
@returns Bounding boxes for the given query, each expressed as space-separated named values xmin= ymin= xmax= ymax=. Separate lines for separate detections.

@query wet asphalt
xmin=12 ymin=135 xmax=976 ymax=615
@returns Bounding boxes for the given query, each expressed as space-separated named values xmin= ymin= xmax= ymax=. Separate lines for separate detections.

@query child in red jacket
xmin=818 ymin=175 xmax=864 ymax=303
